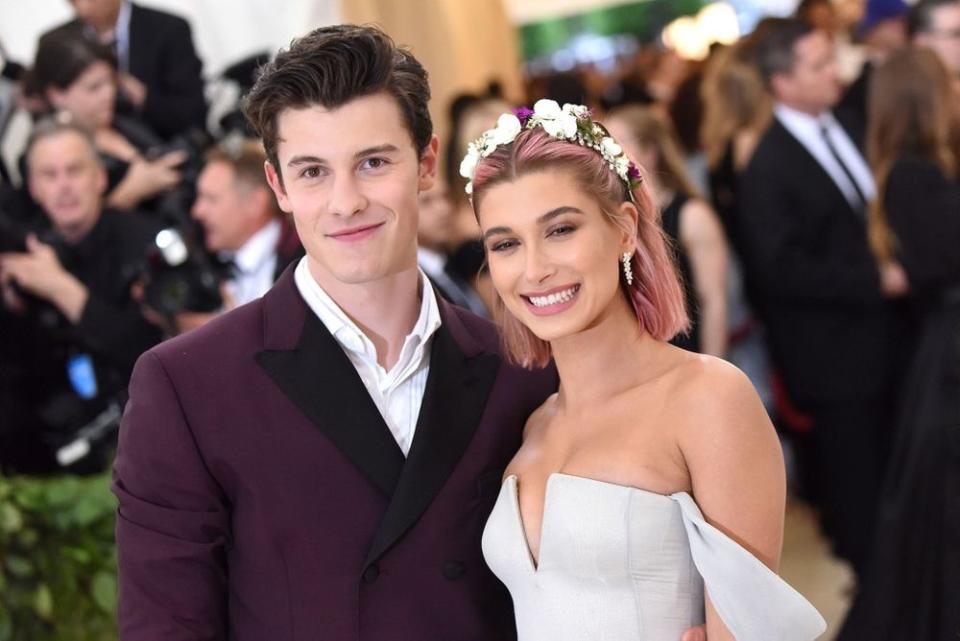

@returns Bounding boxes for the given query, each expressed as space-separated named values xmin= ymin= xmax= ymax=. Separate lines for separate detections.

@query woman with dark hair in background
xmin=606 ymin=105 xmax=729 ymax=356
xmin=26 ymin=32 xmax=185 ymax=212
xmin=838 ymin=46 xmax=960 ymax=641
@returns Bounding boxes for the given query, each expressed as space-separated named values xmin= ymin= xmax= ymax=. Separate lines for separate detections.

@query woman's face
xmin=48 ymin=60 xmax=116 ymax=129
xmin=477 ymin=168 xmax=634 ymax=343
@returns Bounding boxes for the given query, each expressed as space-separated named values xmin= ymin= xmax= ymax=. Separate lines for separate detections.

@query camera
xmin=140 ymin=226 xmax=225 ymax=318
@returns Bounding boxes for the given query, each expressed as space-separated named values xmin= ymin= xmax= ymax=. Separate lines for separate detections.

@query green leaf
xmin=32 ymin=584 xmax=53 ymax=621
xmin=4 ymin=556 xmax=33 ymax=578
xmin=91 ymin=572 xmax=117 ymax=613
xmin=0 ymin=503 xmax=23 ymax=534
xmin=16 ymin=527 xmax=38 ymax=548
xmin=63 ymin=547 xmax=93 ymax=564
xmin=0 ymin=609 xmax=12 ymax=641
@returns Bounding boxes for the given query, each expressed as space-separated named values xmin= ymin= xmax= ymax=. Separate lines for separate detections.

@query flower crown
xmin=459 ymin=99 xmax=642 ymax=198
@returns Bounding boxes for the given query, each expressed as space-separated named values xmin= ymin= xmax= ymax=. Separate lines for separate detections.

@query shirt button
xmin=362 ymin=564 xmax=380 ymax=584
xmin=442 ymin=561 xmax=466 ymax=580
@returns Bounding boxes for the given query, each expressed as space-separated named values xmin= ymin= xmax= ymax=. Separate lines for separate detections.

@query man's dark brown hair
xmin=242 ymin=24 xmax=432 ymax=188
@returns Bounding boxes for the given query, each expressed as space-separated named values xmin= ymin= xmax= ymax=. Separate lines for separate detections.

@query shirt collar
xmin=774 ymin=103 xmax=845 ymax=137
xmin=228 ymin=219 xmax=281 ymax=276
xmin=293 ymin=256 xmax=442 ymax=364
xmin=416 ymin=246 xmax=447 ymax=277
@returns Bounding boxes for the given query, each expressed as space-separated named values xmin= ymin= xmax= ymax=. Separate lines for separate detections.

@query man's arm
xmin=737 ymin=161 xmax=883 ymax=306
xmin=113 ymin=351 xmax=230 ymax=640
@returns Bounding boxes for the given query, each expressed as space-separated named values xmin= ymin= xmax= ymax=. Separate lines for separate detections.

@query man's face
xmin=27 ymin=131 xmax=106 ymax=240
xmin=70 ymin=0 xmax=122 ymax=32
xmin=416 ymin=183 xmax=456 ymax=252
xmin=192 ymin=161 xmax=270 ymax=253
xmin=916 ymin=3 xmax=960 ymax=75
xmin=265 ymin=92 xmax=437 ymax=290
xmin=774 ymin=30 xmax=842 ymax=113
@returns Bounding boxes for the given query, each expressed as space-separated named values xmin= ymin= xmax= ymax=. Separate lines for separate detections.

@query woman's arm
xmin=677 ymin=359 xmax=786 ymax=639
xmin=679 ymin=199 xmax=729 ymax=356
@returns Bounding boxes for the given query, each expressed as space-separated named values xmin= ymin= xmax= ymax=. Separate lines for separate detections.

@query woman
xmin=838 ymin=47 xmax=960 ymax=641
xmin=27 ymin=33 xmax=184 ymax=212
xmin=606 ymin=105 xmax=729 ymax=356
xmin=462 ymin=101 xmax=824 ymax=640
xmin=699 ymin=39 xmax=770 ymax=246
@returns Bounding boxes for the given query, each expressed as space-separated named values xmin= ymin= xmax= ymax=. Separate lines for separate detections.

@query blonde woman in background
xmin=606 ymin=106 xmax=729 ymax=356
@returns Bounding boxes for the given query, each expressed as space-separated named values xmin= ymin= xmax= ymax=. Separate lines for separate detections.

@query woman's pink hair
xmin=471 ymin=126 xmax=689 ymax=369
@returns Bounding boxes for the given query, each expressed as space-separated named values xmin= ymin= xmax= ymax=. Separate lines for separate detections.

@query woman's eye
xmin=548 ymin=224 xmax=576 ymax=237
xmin=489 ymin=239 xmax=518 ymax=252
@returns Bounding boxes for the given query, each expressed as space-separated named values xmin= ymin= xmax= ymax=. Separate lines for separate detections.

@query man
xmin=112 ymin=23 xmax=710 ymax=641
xmin=172 ymin=141 xmax=302 ymax=333
xmin=42 ymin=0 xmax=207 ymax=139
xmin=0 ymin=120 xmax=161 ymax=473
xmin=909 ymin=0 xmax=960 ymax=77
xmin=416 ymin=182 xmax=488 ymax=317
xmin=737 ymin=18 xmax=903 ymax=578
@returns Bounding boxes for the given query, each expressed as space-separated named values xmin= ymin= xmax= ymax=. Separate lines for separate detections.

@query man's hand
xmin=118 ymin=72 xmax=148 ymax=109
xmin=0 ymin=235 xmax=88 ymax=322
xmin=880 ymin=261 xmax=909 ymax=298
xmin=681 ymin=624 xmax=707 ymax=641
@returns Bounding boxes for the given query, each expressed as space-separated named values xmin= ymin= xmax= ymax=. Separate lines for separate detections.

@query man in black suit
xmin=737 ymin=18 xmax=906 ymax=578
xmin=42 ymin=0 xmax=207 ymax=139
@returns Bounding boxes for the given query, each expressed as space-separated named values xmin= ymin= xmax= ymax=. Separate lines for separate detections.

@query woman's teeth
xmin=528 ymin=285 xmax=579 ymax=307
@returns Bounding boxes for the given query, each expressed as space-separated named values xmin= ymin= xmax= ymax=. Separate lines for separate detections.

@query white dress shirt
xmin=774 ymin=104 xmax=876 ymax=209
xmin=223 ymin=219 xmax=281 ymax=307
xmin=294 ymin=257 xmax=442 ymax=456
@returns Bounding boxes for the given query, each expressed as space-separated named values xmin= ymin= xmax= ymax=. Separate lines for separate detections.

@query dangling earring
xmin=622 ymin=252 xmax=634 ymax=286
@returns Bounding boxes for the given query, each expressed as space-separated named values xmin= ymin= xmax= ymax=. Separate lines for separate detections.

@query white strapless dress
xmin=482 ymin=473 xmax=826 ymax=641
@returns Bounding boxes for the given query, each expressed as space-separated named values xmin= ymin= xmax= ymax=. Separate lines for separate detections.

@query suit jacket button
xmin=443 ymin=561 xmax=465 ymax=580
xmin=362 ymin=564 xmax=380 ymax=584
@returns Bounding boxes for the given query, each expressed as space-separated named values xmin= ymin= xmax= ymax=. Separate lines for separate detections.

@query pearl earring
xmin=622 ymin=252 xmax=634 ymax=286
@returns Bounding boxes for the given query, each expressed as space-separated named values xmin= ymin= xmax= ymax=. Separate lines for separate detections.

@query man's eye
xmin=362 ymin=157 xmax=389 ymax=170
xmin=299 ymin=166 xmax=321 ymax=179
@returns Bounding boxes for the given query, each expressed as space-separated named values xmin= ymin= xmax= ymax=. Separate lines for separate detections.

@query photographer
xmin=0 ymin=119 xmax=162 ymax=474
xmin=170 ymin=140 xmax=301 ymax=334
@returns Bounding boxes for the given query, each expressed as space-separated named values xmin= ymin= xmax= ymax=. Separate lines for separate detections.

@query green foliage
xmin=520 ymin=0 xmax=709 ymax=60
xmin=0 ymin=473 xmax=117 ymax=641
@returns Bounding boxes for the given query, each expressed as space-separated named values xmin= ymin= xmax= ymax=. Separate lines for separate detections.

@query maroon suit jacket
xmin=112 ymin=267 xmax=556 ymax=640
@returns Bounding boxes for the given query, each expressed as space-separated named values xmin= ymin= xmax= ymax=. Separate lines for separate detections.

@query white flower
xmin=600 ymin=137 xmax=622 ymax=158
xmin=542 ymin=113 xmax=578 ymax=139
xmin=460 ymin=145 xmax=480 ymax=179
xmin=563 ymin=103 xmax=589 ymax=118
xmin=533 ymin=99 xmax=562 ymax=119
xmin=489 ymin=113 xmax=522 ymax=146
xmin=614 ymin=155 xmax=631 ymax=176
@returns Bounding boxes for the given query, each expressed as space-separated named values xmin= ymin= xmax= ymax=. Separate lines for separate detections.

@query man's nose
xmin=329 ymin=174 xmax=368 ymax=218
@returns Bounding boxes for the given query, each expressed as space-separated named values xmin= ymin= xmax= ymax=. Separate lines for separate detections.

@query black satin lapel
xmin=364 ymin=325 xmax=501 ymax=566
xmin=255 ymin=313 xmax=404 ymax=497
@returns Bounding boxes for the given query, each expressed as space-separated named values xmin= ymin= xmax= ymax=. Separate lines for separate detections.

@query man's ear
xmin=769 ymin=72 xmax=792 ymax=103
xmin=264 ymin=160 xmax=292 ymax=214
xmin=418 ymin=135 xmax=440 ymax=193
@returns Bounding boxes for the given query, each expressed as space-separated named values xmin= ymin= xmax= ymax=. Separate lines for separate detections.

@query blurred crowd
xmin=0 ymin=0 xmax=958 ymax=635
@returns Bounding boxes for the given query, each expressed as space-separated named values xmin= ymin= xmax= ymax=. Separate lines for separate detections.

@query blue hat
xmin=859 ymin=0 xmax=909 ymax=34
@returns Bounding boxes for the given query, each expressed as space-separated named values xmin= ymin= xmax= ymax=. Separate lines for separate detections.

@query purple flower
xmin=627 ymin=163 xmax=641 ymax=179
xmin=513 ymin=106 xmax=534 ymax=126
